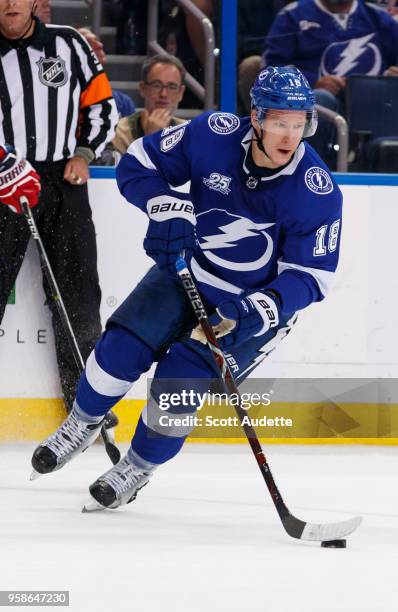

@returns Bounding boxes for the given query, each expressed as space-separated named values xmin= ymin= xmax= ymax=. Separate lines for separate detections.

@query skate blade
xmin=82 ymin=496 xmax=107 ymax=513
xmin=30 ymin=470 xmax=42 ymax=481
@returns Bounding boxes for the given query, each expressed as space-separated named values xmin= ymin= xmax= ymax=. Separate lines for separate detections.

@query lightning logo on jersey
xmin=208 ymin=113 xmax=240 ymax=135
xmin=197 ymin=209 xmax=275 ymax=272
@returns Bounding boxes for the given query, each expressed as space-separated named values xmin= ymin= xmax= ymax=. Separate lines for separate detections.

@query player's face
xmin=140 ymin=63 xmax=185 ymax=114
xmin=251 ymin=109 xmax=307 ymax=169
xmin=0 ymin=0 xmax=35 ymax=38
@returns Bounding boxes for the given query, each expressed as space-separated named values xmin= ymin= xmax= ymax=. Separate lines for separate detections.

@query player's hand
xmin=192 ymin=292 xmax=280 ymax=349
xmin=144 ymin=217 xmax=196 ymax=274
xmin=0 ymin=144 xmax=41 ymax=214
xmin=313 ymin=76 xmax=346 ymax=95
xmin=383 ymin=65 xmax=398 ymax=77
xmin=64 ymin=156 xmax=89 ymax=186
xmin=144 ymin=194 xmax=197 ymax=275
xmin=141 ymin=108 xmax=172 ymax=135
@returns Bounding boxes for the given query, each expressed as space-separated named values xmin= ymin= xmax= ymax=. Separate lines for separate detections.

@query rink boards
xmin=1 ymin=171 xmax=398 ymax=443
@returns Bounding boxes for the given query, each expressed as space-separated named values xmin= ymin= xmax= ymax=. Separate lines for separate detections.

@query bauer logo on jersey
xmin=208 ymin=113 xmax=240 ymax=135
xmin=203 ymin=173 xmax=232 ymax=195
xmin=37 ymin=57 xmax=68 ymax=88
xmin=305 ymin=167 xmax=334 ymax=195
xmin=160 ymin=127 xmax=185 ymax=152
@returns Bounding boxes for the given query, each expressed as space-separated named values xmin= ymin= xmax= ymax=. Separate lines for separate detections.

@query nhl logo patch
xmin=208 ymin=113 xmax=240 ymax=135
xmin=304 ymin=167 xmax=334 ymax=195
xmin=37 ymin=57 xmax=68 ymax=88
xmin=246 ymin=176 xmax=258 ymax=189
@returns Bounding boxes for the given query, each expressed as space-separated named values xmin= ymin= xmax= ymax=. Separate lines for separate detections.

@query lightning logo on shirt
xmin=321 ymin=34 xmax=382 ymax=77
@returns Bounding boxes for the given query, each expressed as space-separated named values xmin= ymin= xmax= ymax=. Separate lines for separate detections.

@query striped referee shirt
xmin=0 ymin=18 xmax=117 ymax=162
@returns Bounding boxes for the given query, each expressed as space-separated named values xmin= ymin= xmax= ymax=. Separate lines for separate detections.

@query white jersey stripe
xmin=85 ymin=351 xmax=133 ymax=397
xmin=72 ymin=36 xmax=94 ymax=84
xmin=127 ymin=138 xmax=157 ymax=170
xmin=277 ymin=260 xmax=335 ymax=296
xmin=190 ymin=257 xmax=243 ymax=295
xmin=3 ymin=49 xmax=27 ymax=155
xmin=28 ymin=46 xmax=49 ymax=159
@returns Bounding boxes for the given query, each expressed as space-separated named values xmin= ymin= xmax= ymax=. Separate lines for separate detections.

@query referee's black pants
xmin=0 ymin=160 xmax=102 ymax=411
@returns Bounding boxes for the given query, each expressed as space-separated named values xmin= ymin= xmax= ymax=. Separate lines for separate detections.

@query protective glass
xmin=256 ymin=108 xmax=318 ymax=138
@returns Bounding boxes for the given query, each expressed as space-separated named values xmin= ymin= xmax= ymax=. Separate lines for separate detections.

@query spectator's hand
xmin=383 ymin=65 xmax=398 ymax=77
xmin=141 ymin=108 xmax=172 ymax=135
xmin=0 ymin=144 xmax=40 ymax=214
xmin=64 ymin=156 xmax=89 ymax=186
xmin=313 ymin=76 xmax=346 ymax=95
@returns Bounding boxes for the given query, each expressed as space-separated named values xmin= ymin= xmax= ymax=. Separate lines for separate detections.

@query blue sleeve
xmin=116 ymin=121 xmax=193 ymax=214
xmin=265 ymin=183 xmax=343 ymax=315
xmin=377 ymin=8 xmax=398 ymax=67
xmin=113 ymin=90 xmax=136 ymax=118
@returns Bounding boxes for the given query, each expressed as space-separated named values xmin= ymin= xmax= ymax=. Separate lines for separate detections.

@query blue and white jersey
xmin=263 ymin=0 xmax=398 ymax=86
xmin=116 ymin=112 xmax=342 ymax=316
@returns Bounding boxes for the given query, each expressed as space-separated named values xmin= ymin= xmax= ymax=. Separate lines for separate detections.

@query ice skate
xmin=66 ymin=406 xmax=117 ymax=444
xmin=82 ymin=453 xmax=152 ymax=512
xmin=31 ymin=406 xmax=104 ymax=478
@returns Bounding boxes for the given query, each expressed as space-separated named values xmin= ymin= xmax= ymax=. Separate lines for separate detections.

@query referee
xmin=0 ymin=0 xmax=118 ymax=424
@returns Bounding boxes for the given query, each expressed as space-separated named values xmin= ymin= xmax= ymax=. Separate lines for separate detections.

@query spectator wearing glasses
xmin=112 ymin=55 xmax=187 ymax=155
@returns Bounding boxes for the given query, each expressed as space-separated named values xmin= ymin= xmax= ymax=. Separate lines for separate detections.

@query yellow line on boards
xmin=0 ymin=398 xmax=398 ymax=445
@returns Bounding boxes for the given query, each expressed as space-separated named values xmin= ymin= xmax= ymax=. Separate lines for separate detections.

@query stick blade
xmin=299 ymin=515 xmax=362 ymax=542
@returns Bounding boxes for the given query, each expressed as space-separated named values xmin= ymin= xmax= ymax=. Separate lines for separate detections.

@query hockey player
xmin=31 ymin=67 xmax=343 ymax=512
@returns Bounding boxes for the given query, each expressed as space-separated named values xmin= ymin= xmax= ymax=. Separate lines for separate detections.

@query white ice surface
xmin=1 ymin=443 xmax=397 ymax=612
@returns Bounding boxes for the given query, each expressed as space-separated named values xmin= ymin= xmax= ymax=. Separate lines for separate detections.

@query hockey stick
xmin=20 ymin=197 xmax=120 ymax=465
xmin=176 ymin=256 xmax=362 ymax=542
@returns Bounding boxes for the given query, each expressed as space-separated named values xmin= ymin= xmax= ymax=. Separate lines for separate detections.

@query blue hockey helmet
xmin=250 ymin=66 xmax=318 ymax=137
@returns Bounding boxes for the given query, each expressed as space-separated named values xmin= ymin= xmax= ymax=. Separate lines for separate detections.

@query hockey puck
xmin=321 ymin=539 xmax=347 ymax=548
